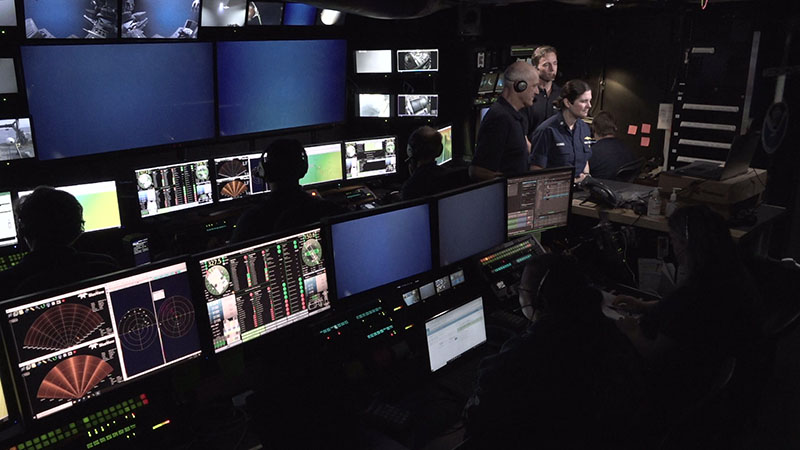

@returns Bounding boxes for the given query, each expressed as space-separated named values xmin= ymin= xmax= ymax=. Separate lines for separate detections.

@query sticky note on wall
xmin=627 ymin=125 xmax=638 ymax=135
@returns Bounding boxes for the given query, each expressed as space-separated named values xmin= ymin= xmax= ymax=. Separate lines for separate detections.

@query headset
xmin=256 ymin=140 xmax=309 ymax=183
xmin=505 ymin=76 xmax=528 ymax=93
xmin=406 ymin=128 xmax=444 ymax=164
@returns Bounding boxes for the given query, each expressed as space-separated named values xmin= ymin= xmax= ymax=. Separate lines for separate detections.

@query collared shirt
xmin=523 ymin=83 xmax=563 ymax=140
xmin=529 ymin=111 xmax=592 ymax=178
xmin=588 ymin=137 xmax=636 ymax=180
xmin=471 ymin=96 xmax=529 ymax=175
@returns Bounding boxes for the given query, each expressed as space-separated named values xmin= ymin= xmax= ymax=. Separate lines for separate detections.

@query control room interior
xmin=1 ymin=0 xmax=799 ymax=449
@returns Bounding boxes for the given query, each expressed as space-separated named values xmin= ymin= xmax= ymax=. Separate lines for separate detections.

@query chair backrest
xmin=614 ymin=157 xmax=645 ymax=182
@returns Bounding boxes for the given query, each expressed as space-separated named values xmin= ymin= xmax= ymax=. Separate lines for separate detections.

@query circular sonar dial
xmin=302 ymin=239 xmax=323 ymax=266
xmin=204 ymin=265 xmax=231 ymax=296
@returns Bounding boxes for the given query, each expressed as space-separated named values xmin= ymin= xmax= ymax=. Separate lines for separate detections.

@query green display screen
xmin=301 ymin=143 xmax=343 ymax=186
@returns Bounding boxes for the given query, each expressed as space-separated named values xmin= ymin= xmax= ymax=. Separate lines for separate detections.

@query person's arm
xmin=469 ymin=164 xmax=502 ymax=181
xmin=528 ymin=127 xmax=551 ymax=170
xmin=575 ymin=161 xmax=590 ymax=183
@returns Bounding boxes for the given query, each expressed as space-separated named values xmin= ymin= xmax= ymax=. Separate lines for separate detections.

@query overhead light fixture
xmin=605 ymin=2 xmax=614 ymax=7
xmin=319 ymin=9 xmax=343 ymax=25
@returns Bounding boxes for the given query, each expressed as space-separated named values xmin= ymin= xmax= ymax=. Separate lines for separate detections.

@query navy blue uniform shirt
xmin=523 ymin=83 xmax=562 ymax=140
xmin=529 ymin=111 xmax=592 ymax=178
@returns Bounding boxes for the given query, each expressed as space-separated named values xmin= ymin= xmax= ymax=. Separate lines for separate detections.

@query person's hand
xmin=615 ymin=316 xmax=639 ymax=335
xmin=612 ymin=295 xmax=647 ymax=314
xmin=525 ymin=136 xmax=532 ymax=153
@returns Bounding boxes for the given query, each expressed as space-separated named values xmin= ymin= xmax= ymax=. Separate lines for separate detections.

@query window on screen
xmin=24 ymin=0 xmax=119 ymax=38
xmin=398 ymin=95 xmax=438 ymax=117
xmin=301 ymin=143 xmax=343 ymax=186
xmin=0 ymin=0 xmax=16 ymax=26
xmin=121 ymin=0 xmax=199 ymax=39
xmin=214 ymin=153 xmax=268 ymax=202
xmin=0 ymin=118 xmax=35 ymax=162
xmin=507 ymin=168 xmax=573 ymax=237
xmin=358 ymin=94 xmax=391 ymax=118
xmin=438 ymin=180 xmax=506 ymax=266
xmin=344 ymin=136 xmax=396 ymax=180
xmin=136 ymin=160 xmax=212 ymax=217
xmin=0 ymin=59 xmax=17 ymax=94
xmin=397 ymin=49 xmax=439 ymax=72
xmin=355 ymin=50 xmax=391 ymax=74
xmin=426 ymin=297 xmax=486 ymax=371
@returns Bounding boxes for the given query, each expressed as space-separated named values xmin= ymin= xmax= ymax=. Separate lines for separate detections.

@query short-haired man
xmin=524 ymin=45 xmax=562 ymax=139
xmin=588 ymin=111 xmax=636 ymax=180
xmin=401 ymin=126 xmax=465 ymax=200
xmin=469 ymin=61 xmax=539 ymax=181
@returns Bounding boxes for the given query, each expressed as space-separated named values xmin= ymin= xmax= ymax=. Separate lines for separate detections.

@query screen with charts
xmin=3 ymin=261 xmax=202 ymax=420
xmin=426 ymin=297 xmax=486 ymax=372
xmin=0 ymin=192 xmax=17 ymax=247
xmin=507 ymin=167 xmax=573 ymax=237
xmin=301 ymin=142 xmax=344 ymax=186
xmin=355 ymin=49 xmax=392 ymax=74
xmin=398 ymin=94 xmax=439 ymax=117
xmin=397 ymin=49 xmax=438 ymax=72
xmin=199 ymin=227 xmax=330 ymax=353
xmin=344 ymin=136 xmax=396 ymax=180
xmin=214 ymin=153 xmax=268 ymax=202
xmin=136 ymin=160 xmax=213 ymax=218
xmin=18 ymin=181 xmax=122 ymax=233
xmin=0 ymin=118 xmax=35 ymax=162
xmin=436 ymin=125 xmax=452 ymax=165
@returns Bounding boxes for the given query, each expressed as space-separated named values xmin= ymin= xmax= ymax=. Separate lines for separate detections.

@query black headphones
xmin=505 ymin=77 xmax=528 ymax=93
xmin=256 ymin=140 xmax=309 ymax=183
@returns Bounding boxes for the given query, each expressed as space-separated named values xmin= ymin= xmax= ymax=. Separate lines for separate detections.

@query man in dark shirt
xmin=231 ymin=139 xmax=345 ymax=243
xmin=469 ymin=61 xmax=539 ymax=181
xmin=401 ymin=126 xmax=465 ymax=200
xmin=523 ymin=45 xmax=562 ymax=139
xmin=588 ymin=111 xmax=637 ymax=180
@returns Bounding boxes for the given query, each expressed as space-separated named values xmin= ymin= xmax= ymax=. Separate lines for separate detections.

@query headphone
xmin=505 ymin=77 xmax=528 ymax=93
xmin=256 ymin=140 xmax=309 ymax=183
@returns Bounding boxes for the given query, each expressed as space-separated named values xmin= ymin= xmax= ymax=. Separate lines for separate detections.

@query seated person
xmin=0 ymin=187 xmax=120 ymax=299
xmin=401 ymin=126 xmax=466 ymax=200
xmin=231 ymin=139 xmax=345 ymax=243
xmin=588 ymin=111 xmax=637 ymax=180
xmin=466 ymin=254 xmax=645 ymax=449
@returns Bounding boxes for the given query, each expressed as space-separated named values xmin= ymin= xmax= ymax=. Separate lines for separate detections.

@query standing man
xmin=469 ymin=61 xmax=539 ymax=181
xmin=524 ymin=46 xmax=562 ymax=139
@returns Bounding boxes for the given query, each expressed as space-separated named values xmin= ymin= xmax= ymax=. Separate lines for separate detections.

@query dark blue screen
xmin=438 ymin=181 xmax=506 ymax=266
xmin=283 ymin=3 xmax=316 ymax=25
xmin=217 ymin=40 xmax=346 ymax=137
xmin=21 ymin=43 xmax=215 ymax=160
xmin=332 ymin=204 xmax=432 ymax=299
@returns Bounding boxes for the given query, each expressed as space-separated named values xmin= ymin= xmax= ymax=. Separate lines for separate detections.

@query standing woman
xmin=529 ymin=79 xmax=593 ymax=182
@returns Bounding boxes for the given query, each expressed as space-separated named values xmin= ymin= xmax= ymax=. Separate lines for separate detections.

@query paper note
xmin=641 ymin=123 xmax=651 ymax=134
xmin=657 ymin=103 xmax=673 ymax=129
xmin=627 ymin=125 xmax=638 ymax=135
xmin=640 ymin=136 xmax=651 ymax=147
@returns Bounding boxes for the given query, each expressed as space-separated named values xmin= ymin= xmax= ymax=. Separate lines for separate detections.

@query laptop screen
xmin=426 ymin=297 xmax=487 ymax=372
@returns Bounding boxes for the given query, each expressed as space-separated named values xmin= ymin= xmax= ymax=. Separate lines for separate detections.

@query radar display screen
xmin=214 ymin=153 xmax=268 ymax=202
xmin=344 ymin=136 xmax=396 ymax=180
xmin=199 ymin=227 xmax=330 ymax=353
xmin=135 ymin=160 xmax=213 ymax=217
xmin=3 ymin=262 xmax=202 ymax=420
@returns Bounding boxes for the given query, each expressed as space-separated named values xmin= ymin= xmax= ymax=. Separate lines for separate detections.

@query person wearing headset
xmin=529 ymin=79 xmax=593 ymax=183
xmin=230 ymin=139 xmax=345 ymax=243
xmin=469 ymin=61 xmax=539 ymax=181
xmin=401 ymin=126 xmax=465 ymax=200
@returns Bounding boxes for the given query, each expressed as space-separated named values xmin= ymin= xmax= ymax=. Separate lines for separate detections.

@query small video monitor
xmin=344 ymin=136 xmax=397 ymax=180
xmin=2 ymin=260 xmax=202 ymax=420
xmin=355 ymin=50 xmax=392 ymax=74
xmin=214 ymin=153 xmax=268 ymax=202
xmin=329 ymin=201 xmax=433 ymax=299
xmin=283 ymin=2 xmax=316 ymax=25
xmin=24 ymin=0 xmax=119 ymax=38
xmin=201 ymin=0 xmax=246 ymax=26
xmin=136 ymin=160 xmax=213 ymax=217
xmin=402 ymin=289 xmax=420 ymax=306
xmin=17 ymin=181 xmax=122 ymax=233
xmin=426 ymin=297 xmax=487 ymax=372
xmin=436 ymin=125 xmax=452 ymax=165
xmin=477 ymin=72 xmax=498 ymax=95
xmin=358 ymin=93 xmax=391 ymax=118
xmin=245 ymin=1 xmax=283 ymax=25
xmin=0 ymin=58 xmax=17 ymax=94
xmin=398 ymin=94 xmax=439 ymax=117
xmin=437 ymin=179 xmax=507 ymax=267
xmin=199 ymin=227 xmax=330 ymax=353
xmin=0 ymin=0 xmax=16 ymax=26
xmin=0 ymin=118 xmax=35 ymax=162
xmin=419 ymin=282 xmax=436 ymax=300
xmin=0 ymin=192 xmax=18 ymax=248
xmin=449 ymin=269 xmax=465 ymax=287
xmin=121 ymin=0 xmax=199 ymax=38
xmin=397 ymin=49 xmax=439 ymax=72
xmin=494 ymin=76 xmax=504 ymax=93
xmin=507 ymin=167 xmax=574 ymax=238
xmin=301 ymin=142 xmax=344 ymax=186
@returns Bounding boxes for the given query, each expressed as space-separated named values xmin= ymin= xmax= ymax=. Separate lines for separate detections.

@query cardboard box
xmin=658 ymin=168 xmax=767 ymax=205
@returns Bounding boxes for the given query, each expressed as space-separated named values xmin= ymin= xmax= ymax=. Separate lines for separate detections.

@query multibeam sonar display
xmin=24 ymin=0 xmax=119 ymax=39
xmin=121 ymin=0 xmax=200 ymax=39
xmin=214 ymin=153 xmax=268 ymax=202
xmin=200 ymin=227 xmax=330 ymax=353
xmin=4 ymin=262 xmax=202 ymax=420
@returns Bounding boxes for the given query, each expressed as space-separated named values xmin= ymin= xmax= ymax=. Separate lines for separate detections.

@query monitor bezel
xmin=353 ymin=49 xmax=393 ymax=74
xmin=301 ymin=140 xmax=345 ymax=188
xmin=396 ymin=49 xmax=439 ymax=73
xmin=0 ymin=116 xmax=37 ymax=163
xmin=356 ymin=92 xmax=392 ymax=119
xmin=135 ymin=158 xmax=214 ymax=219
xmin=16 ymin=180 xmax=122 ymax=233
xmin=342 ymin=134 xmax=398 ymax=182
xmin=212 ymin=151 xmax=269 ymax=203
xmin=397 ymin=94 xmax=439 ymax=118
xmin=505 ymin=166 xmax=574 ymax=238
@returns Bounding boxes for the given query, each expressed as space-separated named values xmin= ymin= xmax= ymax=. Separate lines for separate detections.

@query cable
xmin=700 ymin=0 xmax=709 ymax=9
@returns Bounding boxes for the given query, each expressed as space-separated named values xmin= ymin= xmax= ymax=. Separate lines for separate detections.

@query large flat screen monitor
xmin=18 ymin=181 xmax=122 ymax=233
xmin=355 ymin=50 xmax=391 ymax=74
xmin=329 ymin=202 xmax=433 ymax=299
xmin=506 ymin=167 xmax=573 ymax=238
xmin=136 ymin=160 xmax=213 ymax=217
xmin=0 ymin=118 xmax=35 ymax=162
xmin=437 ymin=179 xmax=506 ymax=267
xmin=0 ymin=0 xmax=16 ymax=26
xmin=199 ymin=227 xmax=330 ymax=353
xmin=24 ymin=0 xmax=118 ymax=38
xmin=301 ymin=142 xmax=343 ymax=186
xmin=121 ymin=0 xmax=199 ymax=38
xmin=344 ymin=136 xmax=396 ymax=180
xmin=357 ymin=93 xmax=391 ymax=118
xmin=217 ymin=40 xmax=346 ymax=137
xmin=0 ymin=192 xmax=17 ymax=247
xmin=436 ymin=125 xmax=452 ymax=165
xmin=21 ymin=42 xmax=215 ymax=160
xmin=246 ymin=1 xmax=283 ymax=25
xmin=426 ymin=297 xmax=486 ymax=372
xmin=214 ymin=153 xmax=268 ymax=202
xmin=397 ymin=49 xmax=438 ymax=72
xmin=2 ymin=260 xmax=202 ymax=420
xmin=398 ymin=94 xmax=438 ymax=117
xmin=0 ymin=58 xmax=17 ymax=94
xmin=200 ymin=0 xmax=246 ymax=26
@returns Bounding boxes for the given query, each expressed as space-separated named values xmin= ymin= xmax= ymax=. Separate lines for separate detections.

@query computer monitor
xmin=214 ymin=153 xmax=268 ymax=202
xmin=0 ymin=192 xmax=17 ymax=248
xmin=329 ymin=201 xmax=433 ymax=299
xmin=477 ymin=73 xmax=498 ymax=95
xmin=398 ymin=94 xmax=439 ymax=117
xmin=200 ymin=0 xmax=246 ymax=26
xmin=355 ymin=50 xmax=392 ymax=74
xmin=24 ymin=0 xmax=118 ymax=38
xmin=0 ymin=0 xmax=16 ymax=26
xmin=0 ymin=347 xmax=24 ymax=442
xmin=2 ymin=260 xmax=202 ymax=420
xmin=436 ymin=125 xmax=452 ymax=165
xmin=425 ymin=297 xmax=487 ymax=372
xmin=121 ymin=0 xmax=200 ymax=38
xmin=199 ymin=226 xmax=330 ymax=353
xmin=245 ymin=1 xmax=283 ymax=25
xmin=397 ymin=49 xmax=439 ymax=72
xmin=494 ymin=75 xmax=504 ymax=93
xmin=506 ymin=167 xmax=573 ymax=238
xmin=437 ymin=179 xmax=507 ymax=267
xmin=301 ymin=142 xmax=344 ymax=186
xmin=0 ymin=58 xmax=17 ymax=94
xmin=283 ymin=2 xmax=316 ymax=25
xmin=357 ymin=93 xmax=391 ymax=118
xmin=344 ymin=136 xmax=397 ymax=180
xmin=136 ymin=160 xmax=213 ymax=217
xmin=17 ymin=181 xmax=122 ymax=233
xmin=0 ymin=118 xmax=35 ymax=162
